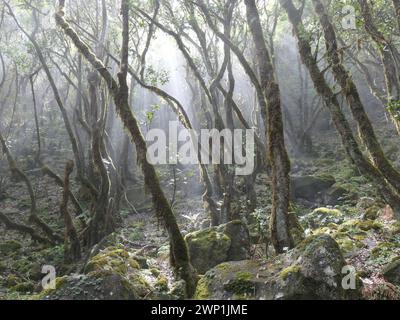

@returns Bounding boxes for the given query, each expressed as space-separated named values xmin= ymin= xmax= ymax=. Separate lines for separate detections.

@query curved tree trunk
xmin=55 ymin=0 xmax=197 ymax=296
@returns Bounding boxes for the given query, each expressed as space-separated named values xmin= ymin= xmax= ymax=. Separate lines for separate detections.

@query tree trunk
xmin=245 ymin=0 xmax=294 ymax=253
xmin=61 ymin=160 xmax=82 ymax=263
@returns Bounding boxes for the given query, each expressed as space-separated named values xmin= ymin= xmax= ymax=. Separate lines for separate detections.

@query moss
xmin=155 ymin=274 xmax=169 ymax=291
xmin=338 ymin=219 xmax=382 ymax=232
xmin=312 ymin=208 xmax=342 ymax=216
xmin=128 ymin=259 xmax=140 ymax=269
xmin=364 ymin=206 xmax=380 ymax=220
xmin=223 ymin=272 xmax=255 ymax=296
xmin=216 ymin=263 xmax=231 ymax=272
xmin=33 ymin=276 xmax=68 ymax=300
xmin=371 ymin=242 xmax=400 ymax=260
xmin=0 ymin=240 xmax=22 ymax=255
xmin=127 ymin=272 xmax=152 ymax=296
xmin=85 ymin=246 xmax=133 ymax=275
xmin=150 ymin=268 xmax=161 ymax=277
xmin=5 ymin=274 xmax=20 ymax=287
xmin=133 ymin=255 xmax=148 ymax=269
xmin=11 ymin=281 xmax=35 ymax=293
xmin=312 ymin=227 xmax=336 ymax=236
xmin=279 ymin=265 xmax=301 ymax=280
xmin=390 ymin=221 xmax=400 ymax=235
xmin=128 ymin=222 xmax=145 ymax=241
xmin=194 ymin=276 xmax=210 ymax=299
xmin=186 ymin=230 xmax=231 ymax=251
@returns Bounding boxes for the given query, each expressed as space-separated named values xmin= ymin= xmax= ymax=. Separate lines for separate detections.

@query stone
xmin=194 ymin=235 xmax=362 ymax=300
xmin=291 ymin=175 xmax=336 ymax=202
xmin=185 ymin=220 xmax=250 ymax=274
xmin=301 ymin=207 xmax=344 ymax=230
xmin=382 ymin=258 xmax=400 ymax=285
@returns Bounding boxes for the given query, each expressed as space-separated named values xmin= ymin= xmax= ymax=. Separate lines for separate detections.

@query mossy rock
xmin=5 ymin=274 xmax=21 ymax=287
xmin=169 ymin=279 xmax=187 ymax=300
xmin=370 ymin=242 xmax=400 ymax=262
xmin=389 ymin=221 xmax=400 ymax=236
xmin=301 ymin=207 xmax=344 ymax=230
xmin=155 ymin=274 xmax=169 ymax=291
xmin=185 ymin=220 xmax=250 ymax=274
xmin=194 ymin=235 xmax=362 ymax=300
xmin=363 ymin=206 xmax=380 ymax=220
xmin=279 ymin=265 xmax=301 ymax=280
xmin=356 ymin=197 xmax=377 ymax=210
xmin=291 ymin=175 xmax=336 ymax=202
xmin=338 ymin=219 xmax=383 ymax=233
xmin=324 ymin=185 xmax=351 ymax=205
xmin=84 ymin=246 xmax=139 ymax=276
xmin=11 ymin=281 xmax=35 ymax=293
xmin=0 ymin=240 xmax=22 ymax=255
xmin=36 ymin=272 xmax=139 ymax=300
xmin=382 ymin=257 xmax=400 ymax=285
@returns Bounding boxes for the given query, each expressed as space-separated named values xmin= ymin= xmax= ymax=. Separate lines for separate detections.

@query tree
xmin=55 ymin=0 xmax=197 ymax=296
xmin=244 ymin=0 xmax=294 ymax=253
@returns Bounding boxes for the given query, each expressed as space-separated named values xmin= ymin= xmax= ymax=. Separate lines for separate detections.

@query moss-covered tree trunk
xmin=61 ymin=160 xmax=82 ymax=263
xmin=245 ymin=0 xmax=294 ymax=253
xmin=55 ymin=0 xmax=197 ymax=296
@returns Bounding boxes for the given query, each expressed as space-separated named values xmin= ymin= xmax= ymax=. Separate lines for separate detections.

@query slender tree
xmin=244 ymin=0 xmax=294 ymax=253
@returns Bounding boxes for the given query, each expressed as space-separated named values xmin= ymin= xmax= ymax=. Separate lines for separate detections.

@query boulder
xmin=194 ymin=235 xmax=362 ymax=300
xmin=382 ymin=258 xmax=400 ymax=285
xmin=185 ymin=220 xmax=250 ymax=274
xmin=356 ymin=197 xmax=376 ymax=210
xmin=37 ymin=245 xmax=170 ymax=300
xmin=37 ymin=272 xmax=139 ymax=300
xmin=301 ymin=207 xmax=344 ymax=230
xmin=291 ymin=175 xmax=336 ymax=202
xmin=323 ymin=186 xmax=352 ymax=206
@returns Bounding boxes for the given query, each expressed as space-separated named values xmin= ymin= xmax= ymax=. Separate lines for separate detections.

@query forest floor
xmin=0 ymin=125 xmax=400 ymax=300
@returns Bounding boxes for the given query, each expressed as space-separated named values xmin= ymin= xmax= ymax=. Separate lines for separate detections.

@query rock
xmin=363 ymin=206 xmax=380 ymax=220
xmin=37 ymin=273 xmax=139 ymax=300
xmin=382 ymin=258 xmax=400 ymax=285
xmin=84 ymin=246 xmax=140 ymax=275
xmin=185 ymin=220 xmax=250 ymax=274
xmin=169 ymin=280 xmax=187 ymax=300
xmin=291 ymin=175 xmax=336 ymax=202
xmin=194 ymin=235 xmax=362 ymax=300
xmin=356 ymin=197 xmax=376 ymax=210
xmin=133 ymin=255 xmax=149 ymax=269
xmin=301 ymin=207 xmax=344 ymax=230
xmin=323 ymin=186 xmax=350 ymax=205
xmin=37 ymin=244 xmax=173 ymax=300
